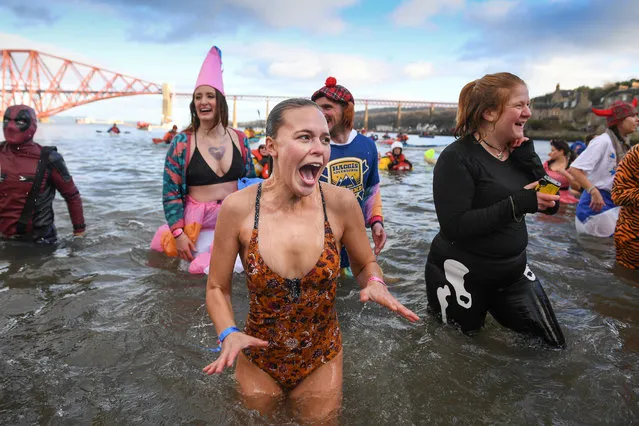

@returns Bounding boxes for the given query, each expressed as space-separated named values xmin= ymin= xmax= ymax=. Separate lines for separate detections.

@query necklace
xmin=481 ymin=139 xmax=506 ymax=160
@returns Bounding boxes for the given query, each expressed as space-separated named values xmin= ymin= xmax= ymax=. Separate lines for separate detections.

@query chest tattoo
xmin=208 ymin=146 xmax=226 ymax=161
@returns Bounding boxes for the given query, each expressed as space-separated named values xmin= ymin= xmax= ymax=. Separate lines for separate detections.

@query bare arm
xmin=568 ymin=167 xmax=592 ymax=191
xmin=205 ymin=195 xmax=243 ymax=332
xmin=561 ymin=168 xmax=580 ymax=188
xmin=203 ymin=191 xmax=268 ymax=375
xmin=570 ymin=167 xmax=604 ymax=211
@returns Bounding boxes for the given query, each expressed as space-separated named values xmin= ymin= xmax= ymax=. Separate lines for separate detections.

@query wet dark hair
xmin=455 ymin=72 xmax=526 ymax=138
xmin=184 ymin=88 xmax=228 ymax=133
xmin=266 ymin=98 xmax=321 ymax=139
xmin=549 ymin=139 xmax=574 ymax=166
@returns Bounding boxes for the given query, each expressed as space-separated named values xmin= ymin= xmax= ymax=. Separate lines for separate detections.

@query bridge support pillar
xmin=265 ymin=98 xmax=270 ymax=124
xmin=429 ymin=104 xmax=434 ymax=122
xmin=162 ymin=83 xmax=173 ymax=124
xmin=364 ymin=102 xmax=369 ymax=130
xmin=396 ymin=102 xmax=402 ymax=130
xmin=232 ymin=96 xmax=237 ymax=129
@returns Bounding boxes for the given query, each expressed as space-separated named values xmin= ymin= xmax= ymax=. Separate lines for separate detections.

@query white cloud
xmin=268 ymin=57 xmax=324 ymax=80
xmin=0 ymin=33 xmax=98 ymax=65
xmin=390 ymin=0 xmax=464 ymax=27
xmin=523 ymin=55 xmax=638 ymax=97
xmin=232 ymin=0 xmax=358 ymax=34
xmin=465 ymin=0 xmax=518 ymax=21
xmin=404 ymin=61 xmax=434 ymax=79
xmin=226 ymin=41 xmax=395 ymax=88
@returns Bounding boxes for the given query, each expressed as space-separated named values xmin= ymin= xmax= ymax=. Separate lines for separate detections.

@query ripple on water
xmin=0 ymin=129 xmax=637 ymax=424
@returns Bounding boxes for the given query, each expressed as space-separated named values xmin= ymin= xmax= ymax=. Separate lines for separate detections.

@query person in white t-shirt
xmin=569 ymin=99 xmax=639 ymax=237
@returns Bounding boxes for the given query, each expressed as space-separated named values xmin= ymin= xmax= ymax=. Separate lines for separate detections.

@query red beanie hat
xmin=311 ymin=76 xmax=354 ymax=105
xmin=592 ymin=98 xmax=638 ymax=127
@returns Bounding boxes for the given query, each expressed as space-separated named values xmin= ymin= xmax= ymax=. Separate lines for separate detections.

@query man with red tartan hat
xmin=312 ymin=77 xmax=386 ymax=272
xmin=569 ymin=98 xmax=639 ymax=237
xmin=0 ymin=105 xmax=85 ymax=243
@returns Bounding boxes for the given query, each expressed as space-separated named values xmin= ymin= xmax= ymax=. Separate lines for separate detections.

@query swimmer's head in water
xmin=391 ymin=141 xmax=403 ymax=154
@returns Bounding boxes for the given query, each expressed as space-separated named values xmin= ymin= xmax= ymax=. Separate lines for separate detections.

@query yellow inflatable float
xmin=379 ymin=141 xmax=413 ymax=171
xmin=379 ymin=156 xmax=391 ymax=170
xmin=424 ymin=149 xmax=438 ymax=165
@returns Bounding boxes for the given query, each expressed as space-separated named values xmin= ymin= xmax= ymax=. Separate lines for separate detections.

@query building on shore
xmin=531 ymin=83 xmax=591 ymax=123
xmin=599 ymin=82 xmax=639 ymax=106
xmin=532 ymin=81 xmax=639 ymax=127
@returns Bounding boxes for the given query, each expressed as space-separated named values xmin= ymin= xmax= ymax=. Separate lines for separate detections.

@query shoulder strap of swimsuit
xmin=253 ymin=182 xmax=263 ymax=229
xmin=318 ymin=183 xmax=328 ymax=222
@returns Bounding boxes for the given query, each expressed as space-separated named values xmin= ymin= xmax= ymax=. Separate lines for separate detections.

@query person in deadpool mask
xmin=0 ymin=105 xmax=85 ymax=243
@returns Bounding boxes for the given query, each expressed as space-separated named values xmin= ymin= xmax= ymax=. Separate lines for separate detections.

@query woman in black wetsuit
xmin=424 ymin=72 xmax=565 ymax=348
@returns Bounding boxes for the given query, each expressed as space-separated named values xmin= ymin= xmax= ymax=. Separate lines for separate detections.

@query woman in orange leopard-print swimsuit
xmin=202 ymin=98 xmax=419 ymax=424
xmin=242 ymin=182 xmax=342 ymax=390
xmin=612 ymin=144 xmax=639 ymax=270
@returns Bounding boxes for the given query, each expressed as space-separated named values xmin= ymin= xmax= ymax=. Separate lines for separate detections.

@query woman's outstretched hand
xmin=202 ymin=332 xmax=268 ymax=375
xmin=360 ymin=282 xmax=420 ymax=322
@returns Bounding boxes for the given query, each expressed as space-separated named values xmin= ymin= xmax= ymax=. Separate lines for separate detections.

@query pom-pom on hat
xmin=194 ymin=46 xmax=224 ymax=95
xmin=311 ymin=76 xmax=354 ymax=104
xmin=592 ymin=98 xmax=638 ymax=127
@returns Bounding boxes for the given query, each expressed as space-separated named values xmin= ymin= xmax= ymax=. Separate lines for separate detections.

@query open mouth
xmin=515 ymin=121 xmax=526 ymax=128
xmin=199 ymin=107 xmax=212 ymax=114
xmin=298 ymin=162 xmax=323 ymax=186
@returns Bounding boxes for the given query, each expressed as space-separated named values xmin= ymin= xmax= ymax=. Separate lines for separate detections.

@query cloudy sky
xmin=1 ymin=0 xmax=638 ymax=125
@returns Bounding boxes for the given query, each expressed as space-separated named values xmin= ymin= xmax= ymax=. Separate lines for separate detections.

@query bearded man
xmin=312 ymin=77 xmax=386 ymax=271
xmin=1 ymin=105 xmax=85 ymax=243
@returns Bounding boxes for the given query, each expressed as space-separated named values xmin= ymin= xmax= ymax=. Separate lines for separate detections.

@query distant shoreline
xmin=525 ymin=129 xmax=639 ymax=144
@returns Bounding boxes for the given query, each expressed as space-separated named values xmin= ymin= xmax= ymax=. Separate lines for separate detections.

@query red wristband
xmin=172 ymin=228 xmax=184 ymax=238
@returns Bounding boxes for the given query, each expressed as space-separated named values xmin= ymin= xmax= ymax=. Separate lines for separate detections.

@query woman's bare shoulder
xmin=223 ymin=184 xmax=258 ymax=216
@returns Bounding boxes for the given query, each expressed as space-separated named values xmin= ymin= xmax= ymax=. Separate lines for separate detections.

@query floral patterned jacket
xmin=162 ymin=129 xmax=256 ymax=230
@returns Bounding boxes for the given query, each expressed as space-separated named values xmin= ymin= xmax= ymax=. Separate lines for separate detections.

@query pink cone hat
xmin=194 ymin=46 xmax=224 ymax=95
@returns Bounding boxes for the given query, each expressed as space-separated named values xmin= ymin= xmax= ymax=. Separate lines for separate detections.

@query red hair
xmin=342 ymin=102 xmax=354 ymax=130
xmin=454 ymin=72 xmax=526 ymax=138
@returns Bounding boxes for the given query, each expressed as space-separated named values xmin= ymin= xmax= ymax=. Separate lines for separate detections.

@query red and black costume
xmin=1 ymin=105 xmax=85 ymax=243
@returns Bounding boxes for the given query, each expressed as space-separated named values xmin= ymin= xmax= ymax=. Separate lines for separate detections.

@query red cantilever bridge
xmin=1 ymin=49 xmax=457 ymax=127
